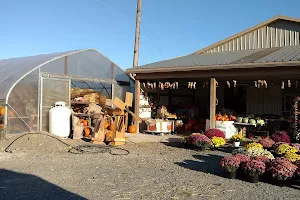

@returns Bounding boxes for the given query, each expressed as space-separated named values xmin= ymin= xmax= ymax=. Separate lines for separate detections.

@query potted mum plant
xmin=267 ymin=157 xmax=297 ymax=186
xmin=230 ymin=134 xmax=244 ymax=147
xmin=258 ymin=137 xmax=275 ymax=150
xmin=187 ymin=133 xmax=211 ymax=151
xmin=220 ymin=156 xmax=241 ymax=179
xmin=210 ymin=136 xmax=226 ymax=150
xmin=240 ymin=160 xmax=266 ymax=183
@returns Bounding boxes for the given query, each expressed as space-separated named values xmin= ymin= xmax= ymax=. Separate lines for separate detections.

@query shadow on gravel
xmin=0 ymin=169 xmax=86 ymax=200
xmin=175 ymin=154 xmax=224 ymax=176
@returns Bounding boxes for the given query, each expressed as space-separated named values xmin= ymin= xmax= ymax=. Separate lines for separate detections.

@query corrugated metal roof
xmin=136 ymin=45 xmax=300 ymax=70
xmin=140 ymin=49 xmax=264 ymax=69
xmin=231 ymin=47 xmax=281 ymax=64
xmin=254 ymin=45 xmax=300 ymax=63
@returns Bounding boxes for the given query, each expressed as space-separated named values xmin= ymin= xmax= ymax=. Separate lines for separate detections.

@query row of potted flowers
xmin=221 ymin=138 xmax=300 ymax=184
xmin=181 ymin=128 xmax=227 ymax=150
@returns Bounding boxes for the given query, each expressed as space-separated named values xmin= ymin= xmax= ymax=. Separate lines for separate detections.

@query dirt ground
xmin=1 ymin=134 xmax=300 ymax=200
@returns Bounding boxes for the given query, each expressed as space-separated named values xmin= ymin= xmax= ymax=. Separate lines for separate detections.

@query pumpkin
xmin=192 ymin=124 xmax=202 ymax=131
xmin=184 ymin=124 xmax=192 ymax=131
xmin=0 ymin=107 xmax=5 ymax=116
xmin=188 ymin=119 xmax=198 ymax=126
xmin=128 ymin=124 xmax=137 ymax=134
xmin=105 ymin=131 xmax=113 ymax=141
xmin=230 ymin=115 xmax=237 ymax=121
xmin=104 ymin=122 xmax=109 ymax=129
xmin=82 ymin=120 xmax=88 ymax=126
xmin=109 ymin=124 xmax=115 ymax=131
xmin=84 ymin=127 xmax=91 ymax=137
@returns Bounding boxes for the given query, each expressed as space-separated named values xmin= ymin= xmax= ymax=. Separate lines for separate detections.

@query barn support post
xmin=134 ymin=79 xmax=140 ymax=133
xmin=210 ymin=78 xmax=217 ymax=129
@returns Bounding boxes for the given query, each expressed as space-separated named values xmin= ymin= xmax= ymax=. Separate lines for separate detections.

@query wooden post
xmin=132 ymin=0 xmax=142 ymax=68
xmin=134 ymin=80 xmax=140 ymax=133
xmin=210 ymin=78 xmax=217 ymax=129
xmin=133 ymin=0 xmax=142 ymax=134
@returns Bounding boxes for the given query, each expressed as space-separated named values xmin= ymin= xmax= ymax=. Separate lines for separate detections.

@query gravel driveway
xmin=0 ymin=135 xmax=300 ymax=200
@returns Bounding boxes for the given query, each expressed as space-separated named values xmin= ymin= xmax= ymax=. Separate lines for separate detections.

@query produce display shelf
xmin=234 ymin=122 xmax=257 ymax=127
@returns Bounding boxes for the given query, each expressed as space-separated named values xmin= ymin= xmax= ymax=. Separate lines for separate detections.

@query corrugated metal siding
xmin=205 ymin=20 xmax=300 ymax=53
xmin=246 ymin=85 xmax=282 ymax=115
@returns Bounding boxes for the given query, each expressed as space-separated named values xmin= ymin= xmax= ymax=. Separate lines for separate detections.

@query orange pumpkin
xmin=84 ymin=127 xmax=91 ymax=137
xmin=105 ymin=131 xmax=113 ymax=141
xmin=104 ymin=122 xmax=109 ymax=129
xmin=184 ymin=124 xmax=192 ymax=131
xmin=230 ymin=115 xmax=237 ymax=121
xmin=0 ymin=107 xmax=5 ymax=116
xmin=82 ymin=120 xmax=88 ymax=126
xmin=109 ymin=124 xmax=115 ymax=131
xmin=128 ymin=124 xmax=137 ymax=134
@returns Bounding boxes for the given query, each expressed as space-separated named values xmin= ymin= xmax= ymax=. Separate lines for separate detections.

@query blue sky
xmin=1 ymin=0 xmax=300 ymax=69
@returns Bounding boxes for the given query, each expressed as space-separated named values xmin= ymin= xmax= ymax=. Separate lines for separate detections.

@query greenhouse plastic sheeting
xmin=0 ymin=50 xmax=76 ymax=100
xmin=7 ymin=69 xmax=39 ymax=133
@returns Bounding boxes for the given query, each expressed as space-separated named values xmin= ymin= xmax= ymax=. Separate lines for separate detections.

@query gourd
xmin=249 ymin=119 xmax=256 ymax=124
xmin=128 ymin=124 xmax=137 ymax=134
xmin=237 ymin=117 xmax=243 ymax=123
xmin=84 ymin=127 xmax=91 ymax=137
xmin=243 ymin=117 xmax=249 ymax=123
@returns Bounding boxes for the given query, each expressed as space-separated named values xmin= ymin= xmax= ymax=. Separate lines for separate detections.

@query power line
xmin=99 ymin=0 xmax=165 ymax=60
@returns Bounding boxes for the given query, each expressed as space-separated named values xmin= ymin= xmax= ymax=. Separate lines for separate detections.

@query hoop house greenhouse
xmin=0 ymin=49 xmax=133 ymax=137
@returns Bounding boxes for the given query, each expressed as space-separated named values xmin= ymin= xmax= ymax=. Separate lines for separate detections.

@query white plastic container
xmin=146 ymin=119 xmax=172 ymax=133
xmin=49 ymin=101 xmax=71 ymax=138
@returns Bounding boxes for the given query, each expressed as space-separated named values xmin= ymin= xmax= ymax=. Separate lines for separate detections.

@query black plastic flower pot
xmin=193 ymin=146 xmax=206 ymax=151
xmin=225 ymin=171 xmax=237 ymax=179
xmin=245 ymin=174 xmax=259 ymax=183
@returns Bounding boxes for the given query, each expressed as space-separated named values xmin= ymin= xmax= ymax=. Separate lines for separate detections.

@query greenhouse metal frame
xmin=0 ymin=49 xmax=132 ymax=136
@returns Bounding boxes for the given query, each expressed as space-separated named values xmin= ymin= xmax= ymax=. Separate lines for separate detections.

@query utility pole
xmin=133 ymin=0 xmax=142 ymax=134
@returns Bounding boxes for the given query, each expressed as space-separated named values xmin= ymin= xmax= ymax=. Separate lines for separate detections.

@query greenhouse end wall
xmin=7 ymin=69 xmax=39 ymax=133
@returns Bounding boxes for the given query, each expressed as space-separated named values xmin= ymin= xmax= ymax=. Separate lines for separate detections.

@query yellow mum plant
xmin=275 ymin=143 xmax=298 ymax=155
xmin=230 ymin=134 xmax=244 ymax=142
xmin=284 ymin=152 xmax=300 ymax=162
xmin=245 ymin=142 xmax=263 ymax=149
xmin=211 ymin=136 xmax=226 ymax=148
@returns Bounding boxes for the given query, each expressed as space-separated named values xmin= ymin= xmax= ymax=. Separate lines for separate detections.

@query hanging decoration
xmin=288 ymin=80 xmax=291 ymax=88
xmin=226 ymin=81 xmax=230 ymax=88
xmin=263 ymin=80 xmax=267 ymax=88
xmin=188 ymin=82 xmax=196 ymax=89
xmin=233 ymin=80 xmax=237 ymax=87
xmin=141 ymin=80 xmax=297 ymax=90
xmin=293 ymin=97 xmax=300 ymax=141
xmin=281 ymin=81 xmax=285 ymax=89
